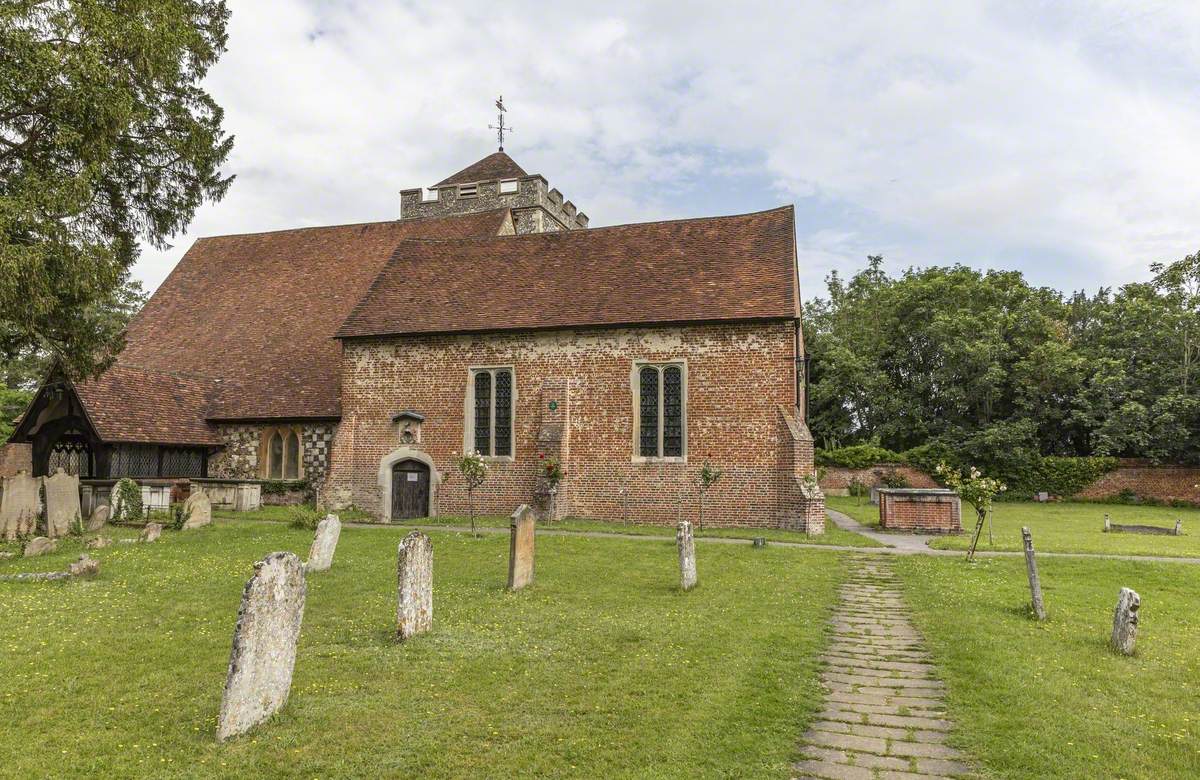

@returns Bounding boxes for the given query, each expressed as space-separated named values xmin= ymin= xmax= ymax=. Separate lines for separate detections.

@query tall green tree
xmin=0 ymin=0 xmax=233 ymax=380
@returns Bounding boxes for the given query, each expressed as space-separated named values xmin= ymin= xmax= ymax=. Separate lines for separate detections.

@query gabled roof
xmin=102 ymin=209 xmax=512 ymax=427
xmin=433 ymin=151 xmax=527 ymax=188
xmin=337 ymin=206 xmax=799 ymax=339
xmin=73 ymin=365 xmax=224 ymax=445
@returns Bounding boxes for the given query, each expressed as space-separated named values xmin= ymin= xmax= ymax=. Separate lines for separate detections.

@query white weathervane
xmin=489 ymin=95 xmax=513 ymax=152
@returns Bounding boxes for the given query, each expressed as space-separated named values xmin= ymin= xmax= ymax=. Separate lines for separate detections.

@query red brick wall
xmin=0 ymin=443 xmax=32 ymax=478
xmin=323 ymin=321 xmax=823 ymax=529
xmin=879 ymin=492 xmax=962 ymax=534
xmin=1076 ymin=460 xmax=1200 ymax=505
xmin=820 ymin=464 xmax=938 ymax=494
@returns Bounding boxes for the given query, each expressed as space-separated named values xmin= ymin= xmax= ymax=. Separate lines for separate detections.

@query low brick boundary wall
xmin=1076 ymin=460 xmax=1200 ymax=506
xmin=878 ymin=488 xmax=962 ymax=534
xmin=820 ymin=464 xmax=939 ymax=495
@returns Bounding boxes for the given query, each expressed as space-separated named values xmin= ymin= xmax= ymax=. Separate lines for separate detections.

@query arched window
xmin=635 ymin=362 xmax=686 ymax=459
xmin=262 ymin=427 xmax=304 ymax=480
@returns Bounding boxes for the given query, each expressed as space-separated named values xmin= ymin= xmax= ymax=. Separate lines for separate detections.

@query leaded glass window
xmin=469 ymin=368 xmax=513 ymax=457
xmin=285 ymin=432 xmax=300 ymax=479
xmin=636 ymin=363 xmax=686 ymax=458
xmin=269 ymin=432 xmax=284 ymax=479
xmin=263 ymin=427 xmax=304 ymax=480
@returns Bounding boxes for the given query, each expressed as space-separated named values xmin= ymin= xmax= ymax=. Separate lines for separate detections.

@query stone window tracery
xmin=467 ymin=367 xmax=514 ymax=457
xmin=635 ymin=362 xmax=686 ymax=459
xmin=260 ymin=426 xmax=303 ymax=480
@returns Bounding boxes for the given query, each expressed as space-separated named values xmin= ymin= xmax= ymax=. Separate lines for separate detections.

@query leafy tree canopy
xmin=0 ymin=0 xmax=233 ymax=380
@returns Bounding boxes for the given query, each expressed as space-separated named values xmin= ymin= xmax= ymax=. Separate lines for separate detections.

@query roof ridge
xmin=390 ymin=205 xmax=795 ymax=245
xmin=194 ymin=208 xmax=512 ymax=241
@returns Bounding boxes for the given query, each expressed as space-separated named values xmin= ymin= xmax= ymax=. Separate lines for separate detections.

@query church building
xmin=7 ymin=148 xmax=825 ymax=531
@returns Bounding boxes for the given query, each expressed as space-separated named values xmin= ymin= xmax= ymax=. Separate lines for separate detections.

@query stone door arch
xmin=377 ymin=448 xmax=439 ymax=521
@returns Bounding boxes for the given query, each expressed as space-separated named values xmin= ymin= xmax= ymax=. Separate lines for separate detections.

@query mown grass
xmin=896 ymin=555 xmax=1200 ymax=779
xmin=926 ymin=501 xmax=1200 ymax=558
xmin=399 ymin=513 xmax=883 ymax=548
xmin=0 ymin=520 xmax=844 ymax=778
xmin=824 ymin=494 xmax=882 ymax=528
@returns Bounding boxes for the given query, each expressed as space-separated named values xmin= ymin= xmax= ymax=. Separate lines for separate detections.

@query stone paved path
xmin=793 ymin=555 xmax=978 ymax=780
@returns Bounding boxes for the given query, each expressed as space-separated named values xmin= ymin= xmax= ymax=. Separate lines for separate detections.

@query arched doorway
xmin=391 ymin=459 xmax=431 ymax=519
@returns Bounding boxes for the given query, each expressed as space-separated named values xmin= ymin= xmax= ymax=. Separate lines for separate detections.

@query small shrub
xmin=816 ymin=444 xmax=902 ymax=470
xmin=877 ymin=468 xmax=910 ymax=489
xmin=847 ymin=478 xmax=870 ymax=498
xmin=262 ymin=478 xmax=309 ymax=496
xmin=167 ymin=502 xmax=191 ymax=531
xmin=111 ymin=478 xmax=143 ymax=525
xmin=288 ymin=505 xmax=323 ymax=531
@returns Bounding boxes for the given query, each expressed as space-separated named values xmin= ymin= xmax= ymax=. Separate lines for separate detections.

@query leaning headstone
xmin=1111 ymin=587 xmax=1140 ymax=656
xmin=306 ymin=514 xmax=341 ymax=573
xmin=139 ymin=523 xmax=163 ymax=543
xmin=506 ymin=504 xmax=536 ymax=591
xmin=216 ymin=552 xmax=307 ymax=741
xmin=182 ymin=489 xmax=212 ymax=529
xmin=68 ymin=554 xmax=100 ymax=579
xmin=1021 ymin=527 xmax=1047 ymax=621
xmin=677 ymin=520 xmax=697 ymax=591
xmin=23 ymin=536 xmax=56 ymax=557
xmin=86 ymin=504 xmax=109 ymax=532
xmin=1 ymin=471 xmax=41 ymax=540
xmin=396 ymin=531 xmax=433 ymax=640
xmin=44 ymin=469 xmax=81 ymax=538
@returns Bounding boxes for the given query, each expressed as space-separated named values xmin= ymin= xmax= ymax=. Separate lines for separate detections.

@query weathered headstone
xmin=1175 ymin=519 xmax=1183 ymax=536
xmin=306 ymin=514 xmax=341 ymax=573
xmin=23 ymin=536 xmax=56 ymax=557
xmin=86 ymin=504 xmax=109 ymax=532
xmin=68 ymin=554 xmax=100 ymax=579
xmin=677 ymin=520 xmax=697 ymax=591
xmin=86 ymin=536 xmax=112 ymax=549
xmin=1103 ymin=513 xmax=1111 ymax=532
xmin=139 ymin=523 xmax=163 ymax=543
xmin=396 ymin=531 xmax=433 ymax=640
xmin=43 ymin=469 xmax=81 ymax=538
xmin=507 ymin=504 xmax=536 ymax=591
xmin=1 ymin=471 xmax=41 ymax=540
xmin=216 ymin=552 xmax=307 ymax=741
xmin=1111 ymin=587 xmax=1140 ymax=656
xmin=1021 ymin=526 xmax=1046 ymax=621
xmin=182 ymin=489 xmax=212 ymax=529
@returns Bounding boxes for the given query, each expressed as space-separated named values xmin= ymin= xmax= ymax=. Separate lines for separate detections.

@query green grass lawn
xmin=824 ymin=494 xmax=882 ymax=528
xmin=926 ymin=501 xmax=1200 ymax=558
xmin=398 ymin=512 xmax=883 ymax=548
xmin=896 ymin=555 xmax=1200 ymax=779
xmin=0 ymin=520 xmax=844 ymax=778
xmin=216 ymin=505 xmax=882 ymax=548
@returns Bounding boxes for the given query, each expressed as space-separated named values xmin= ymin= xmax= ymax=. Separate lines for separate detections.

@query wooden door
xmin=391 ymin=460 xmax=430 ymax=519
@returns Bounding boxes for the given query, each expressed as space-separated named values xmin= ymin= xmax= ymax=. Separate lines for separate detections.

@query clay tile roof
xmin=433 ymin=151 xmax=528 ymax=188
xmin=73 ymin=365 xmax=224 ymax=445
xmin=337 ymin=206 xmax=799 ymax=339
xmin=79 ymin=209 xmax=512 ymax=439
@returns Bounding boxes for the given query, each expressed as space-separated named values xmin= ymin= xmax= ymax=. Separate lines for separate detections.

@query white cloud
xmin=136 ymin=0 xmax=1200 ymax=303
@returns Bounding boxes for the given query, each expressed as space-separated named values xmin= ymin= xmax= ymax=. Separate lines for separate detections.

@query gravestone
xmin=68 ymin=554 xmax=100 ymax=578
xmin=868 ymin=486 xmax=880 ymax=506
xmin=1 ymin=471 xmax=41 ymax=540
xmin=86 ymin=536 xmax=112 ymax=549
xmin=23 ymin=536 xmax=56 ymax=557
xmin=1021 ymin=527 xmax=1046 ymax=620
xmin=182 ymin=489 xmax=212 ymax=529
xmin=677 ymin=520 xmax=697 ymax=591
xmin=507 ymin=504 xmax=536 ymax=591
xmin=396 ymin=531 xmax=433 ymax=640
xmin=216 ymin=552 xmax=307 ymax=741
xmin=306 ymin=514 xmax=341 ymax=573
xmin=1111 ymin=587 xmax=1140 ymax=656
xmin=139 ymin=523 xmax=163 ymax=543
xmin=44 ymin=469 xmax=81 ymax=538
xmin=86 ymin=505 xmax=109 ymax=532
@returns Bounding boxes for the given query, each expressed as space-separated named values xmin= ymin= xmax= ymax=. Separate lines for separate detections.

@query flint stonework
xmin=1021 ymin=527 xmax=1047 ymax=621
xmin=1 ymin=471 xmax=40 ymax=540
xmin=43 ymin=469 xmax=81 ymax=537
xmin=396 ymin=531 xmax=433 ymax=640
xmin=306 ymin=514 xmax=341 ymax=573
xmin=507 ymin=504 xmax=536 ymax=591
xmin=1111 ymin=587 xmax=1140 ymax=656
xmin=216 ymin=552 xmax=307 ymax=741
xmin=86 ymin=505 xmax=109 ymax=532
xmin=182 ymin=489 xmax=212 ymax=529
xmin=139 ymin=523 xmax=163 ymax=543
xmin=677 ymin=520 xmax=697 ymax=591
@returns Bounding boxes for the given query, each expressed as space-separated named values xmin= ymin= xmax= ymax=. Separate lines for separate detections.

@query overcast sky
xmin=134 ymin=1 xmax=1200 ymax=302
